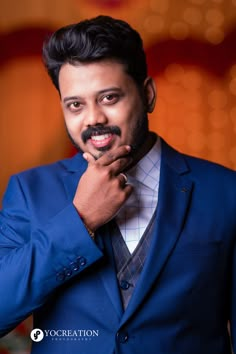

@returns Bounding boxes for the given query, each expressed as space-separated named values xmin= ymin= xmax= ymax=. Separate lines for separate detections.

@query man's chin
xmin=92 ymin=146 xmax=111 ymax=160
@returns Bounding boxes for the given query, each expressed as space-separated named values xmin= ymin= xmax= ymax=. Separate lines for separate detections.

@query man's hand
xmin=73 ymin=145 xmax=133 ymax=231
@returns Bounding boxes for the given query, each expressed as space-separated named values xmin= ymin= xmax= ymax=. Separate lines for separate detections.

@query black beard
xmin=65 ymin=126 xmax=82 ymax=152
xmin=129 ymin=113 xmax=149 ymax=155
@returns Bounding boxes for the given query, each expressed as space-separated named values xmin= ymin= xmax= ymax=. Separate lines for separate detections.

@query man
xmin=0 ymin=15 xmax=235 ymax=354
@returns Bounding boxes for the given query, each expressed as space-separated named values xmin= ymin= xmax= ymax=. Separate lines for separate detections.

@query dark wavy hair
xmin=42 ymin=15 xmax=147 ymax=92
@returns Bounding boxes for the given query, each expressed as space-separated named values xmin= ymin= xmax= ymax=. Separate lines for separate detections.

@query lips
xmin=89 ymin=133 xmax=114 ymax=148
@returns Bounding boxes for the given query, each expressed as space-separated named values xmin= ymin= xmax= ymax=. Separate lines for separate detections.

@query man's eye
xmin=67 ymin=102 xmax=81 ymax=112
xmin=102 ymin=94 xmax=119 ymax=104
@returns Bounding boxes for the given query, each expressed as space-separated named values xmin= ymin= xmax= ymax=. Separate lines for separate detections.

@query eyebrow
xmin=62 ymin=87 xmax=123 ymax=104
xmin=63 ymin=96 xmax=80 ymax=104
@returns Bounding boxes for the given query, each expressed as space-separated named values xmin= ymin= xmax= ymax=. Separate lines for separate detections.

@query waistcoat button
xmin=120 ymin=280 xmax=130 ymax=290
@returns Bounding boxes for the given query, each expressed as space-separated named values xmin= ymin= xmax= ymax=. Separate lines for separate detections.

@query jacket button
xmin=116 ymin=331 xmax=129 ymax=343
xmin=56 ymin=271 xmax=65 ymax=281
xmin=120 ymin=280 xmax=130 ymax=290
xmin=70 ymin=261 xmax=79 ymax=272
xmin=77 ymin=256 xmax=86 ymax=267
xmin=65 ymin=268 xmax=72 ymax=277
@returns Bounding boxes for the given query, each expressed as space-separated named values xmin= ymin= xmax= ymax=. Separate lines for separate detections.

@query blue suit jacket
xmin=0 ymin=140 xmax=235 ymax=354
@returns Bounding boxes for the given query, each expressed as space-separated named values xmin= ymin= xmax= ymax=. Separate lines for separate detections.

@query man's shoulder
xmin=15 ymin=153 xmax=85 ymax=180
xmin=183 ymin=150 xmax=236 ymax=179
xmin=161 ymin=139 xmax=236 ymax=181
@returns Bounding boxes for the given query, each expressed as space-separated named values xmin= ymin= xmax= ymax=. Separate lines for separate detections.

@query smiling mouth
xmin=91 ymin=133 xmax=111 ymax=141
xmin=89 ymin=133 xmax=114 ymax=148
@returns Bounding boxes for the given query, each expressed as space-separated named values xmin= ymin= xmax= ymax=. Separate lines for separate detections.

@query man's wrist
xmin=84 ymin=223 xmax=95 ymax=240
xmin=77 ymin=210 xmax=96 ymax=240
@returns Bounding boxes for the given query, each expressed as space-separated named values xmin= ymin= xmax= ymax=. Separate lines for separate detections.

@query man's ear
xmin=143 ymin=77 xmax=157 ymax=113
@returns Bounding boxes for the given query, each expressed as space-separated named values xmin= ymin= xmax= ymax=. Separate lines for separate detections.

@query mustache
xmin=81 ymin=125 xmax=121 ymax=143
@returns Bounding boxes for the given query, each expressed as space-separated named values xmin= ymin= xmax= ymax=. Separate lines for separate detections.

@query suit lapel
xmin=120 ymin=141 xmax=193 ymax=325
xmin=61 ymin=153 xmax=87 ymax=200
xmin=96 ymin=223 xmax=124 ymax=318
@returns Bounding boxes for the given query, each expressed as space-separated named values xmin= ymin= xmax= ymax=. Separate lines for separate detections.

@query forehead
xmin=58 ymin=60 xmax=136 ymax=96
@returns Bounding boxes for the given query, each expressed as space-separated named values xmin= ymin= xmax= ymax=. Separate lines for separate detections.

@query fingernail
xmin=83 ymin=153 xmax=88 ymax=160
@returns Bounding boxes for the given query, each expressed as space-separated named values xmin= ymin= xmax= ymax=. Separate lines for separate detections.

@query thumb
xmin=83 ymin=152 xmax=96 ymax=164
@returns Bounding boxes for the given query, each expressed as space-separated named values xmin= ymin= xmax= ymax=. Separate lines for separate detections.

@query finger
xmin=123 ymin=183 xmax=133 ymax=197
xmin=110 ymin=157 xmax=133 ymax=175
xmin=97 ymin=145 xmax=131 ymax=166
xmin=83 ymin=152 xmax=96 ymax=164
xmin=117 ymin=173 xmax=128 ymax=187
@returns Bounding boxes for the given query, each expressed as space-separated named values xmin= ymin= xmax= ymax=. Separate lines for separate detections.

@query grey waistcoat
xmin=111 ymin=211 xmax=157 ymax=309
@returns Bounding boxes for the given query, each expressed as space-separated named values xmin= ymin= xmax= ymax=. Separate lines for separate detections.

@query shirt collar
xmin=127 ymin=135 xmax=161 ymax=190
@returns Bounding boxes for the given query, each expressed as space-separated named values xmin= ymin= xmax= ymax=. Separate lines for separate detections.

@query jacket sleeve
xmin=0 ymin=175 xmax=104 ymax=336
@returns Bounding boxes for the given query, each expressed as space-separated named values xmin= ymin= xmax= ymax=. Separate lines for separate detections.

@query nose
xmin=85 ymin=104 xmax=108 ymax=126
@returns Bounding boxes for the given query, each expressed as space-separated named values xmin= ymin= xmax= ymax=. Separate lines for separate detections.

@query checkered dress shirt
xmin=115 ymin=136 xmax=161 ymax=253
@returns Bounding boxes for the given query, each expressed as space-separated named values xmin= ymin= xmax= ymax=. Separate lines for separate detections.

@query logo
xmin=30 ymin=328 xmax=44 ymax=342
xmin=30 ymin=328 xmax=99 ymax=342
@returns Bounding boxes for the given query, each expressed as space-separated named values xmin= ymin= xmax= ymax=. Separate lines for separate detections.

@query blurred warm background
xmin=0 ymin=0 xmax=236 ymax=353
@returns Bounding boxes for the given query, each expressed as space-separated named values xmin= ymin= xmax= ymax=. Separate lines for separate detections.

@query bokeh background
xmin=0 ymin=0 xmax=236 ymax=353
